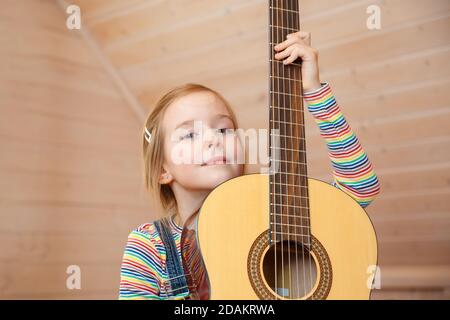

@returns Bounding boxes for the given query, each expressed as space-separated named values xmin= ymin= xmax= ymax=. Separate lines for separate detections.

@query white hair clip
xmin=144 ymin=127 xmax=152 ymax=143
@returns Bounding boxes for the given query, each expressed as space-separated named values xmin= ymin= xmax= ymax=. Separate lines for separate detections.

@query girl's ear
xmin=158 ymin=169 xmax=173 ymax=185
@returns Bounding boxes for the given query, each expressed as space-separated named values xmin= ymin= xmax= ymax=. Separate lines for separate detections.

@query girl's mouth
xmin=201 ymin=155 xmax=227 ymax=166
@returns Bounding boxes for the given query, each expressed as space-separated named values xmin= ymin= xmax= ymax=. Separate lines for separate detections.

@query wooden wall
xmin=0 ymin=0 xmax=155 ymax=298
xmin=0 ymin=0 xmax=449 ymax=299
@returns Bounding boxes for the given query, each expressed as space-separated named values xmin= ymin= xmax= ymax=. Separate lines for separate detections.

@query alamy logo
xmin=66 ymin=265 xmax=81 ymax=290
xmin=367 ymin=265 xmax=381 ymax=289
xmin=66 ymin=5 xmax=81 ymax=30
xmin=366 ymin=5 xmax=381 ymax=30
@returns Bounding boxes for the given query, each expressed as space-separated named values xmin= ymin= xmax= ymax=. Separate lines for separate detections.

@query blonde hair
xmin=143 ymin=83 xmax=239 ymax=213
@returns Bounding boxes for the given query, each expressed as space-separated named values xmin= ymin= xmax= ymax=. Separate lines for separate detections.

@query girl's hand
xmin=274 ymin=31 xmax=322 ymax=93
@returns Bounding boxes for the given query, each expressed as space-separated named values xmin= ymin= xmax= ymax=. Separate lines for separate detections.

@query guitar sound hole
xmin=262 ymin=241 xmax=318 ymax=299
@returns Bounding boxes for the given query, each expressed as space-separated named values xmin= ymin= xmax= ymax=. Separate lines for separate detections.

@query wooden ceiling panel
xmin=88 ymin=0 xmax=248 ymax=48
xmin=302 ymin=0 xmax=450 ymax=47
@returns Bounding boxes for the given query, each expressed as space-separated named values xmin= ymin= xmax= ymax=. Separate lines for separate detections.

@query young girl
xmin=118 ymin=31 xmax=381 ymax=300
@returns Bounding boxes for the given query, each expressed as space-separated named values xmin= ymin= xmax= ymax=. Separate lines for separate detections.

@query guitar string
xmin=287 ymin=0 xmax=301 ymax=299
xmin=281 ymin=0 xmax=294 ymax=299
xmin=269 ymin=0 xmax=278 ymax=300
xmin=300 ymin=0 xmax=314 ymax=295
xmin=278 ymin=0 xmax=290 ymax=299
xmin=294 ymin=0 xmax=314 ymax=296
xmin=278 ymin=0 xmax=287 ymax=298
xmin=275 ymin=0 xmax=285 ymax=299
xmin=287 ymin=0 xmax=303 ymax=299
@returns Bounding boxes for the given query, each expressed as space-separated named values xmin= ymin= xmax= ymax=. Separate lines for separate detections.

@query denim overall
xmin=154 ymin=217 xmax=190 ymax=299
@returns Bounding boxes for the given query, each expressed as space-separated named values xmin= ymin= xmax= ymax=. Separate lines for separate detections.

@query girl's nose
xmin=203 ymin=128 xmax=222 ymax=149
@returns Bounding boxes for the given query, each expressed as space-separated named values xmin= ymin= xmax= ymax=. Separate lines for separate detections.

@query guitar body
xmin=190 ymin=174 xmax=377 ymax=300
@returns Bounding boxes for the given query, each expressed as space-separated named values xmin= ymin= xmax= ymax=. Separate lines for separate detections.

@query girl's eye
xmin=218 ymin=128 xmax=231 ymax=134
xmin=180 ymin=132 xmax=197 ymax=141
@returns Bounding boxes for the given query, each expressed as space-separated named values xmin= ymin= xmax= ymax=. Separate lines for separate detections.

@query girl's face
xmin=160 ymin=91 xmax=244 ymax=191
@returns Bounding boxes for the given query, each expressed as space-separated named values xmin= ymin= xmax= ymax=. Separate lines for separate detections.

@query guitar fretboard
xmin=268 ymin=0 xmax=311 ymax=246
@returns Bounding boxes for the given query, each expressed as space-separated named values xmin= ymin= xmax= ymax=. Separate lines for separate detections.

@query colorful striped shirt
xmin=304 ymin=83 xmax=381 ymax=208
xmin=118 ymin=82 xmax=381 ymax=299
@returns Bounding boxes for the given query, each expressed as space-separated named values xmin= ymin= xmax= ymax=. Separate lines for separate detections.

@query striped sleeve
xmin=118 ymin=228 xmax=162 ymax=300
xmin=304 ymin=82 xmax=381 ymax=208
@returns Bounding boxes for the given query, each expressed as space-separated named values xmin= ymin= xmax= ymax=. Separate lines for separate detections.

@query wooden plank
xmin=0 ymin=171 xmax=150 ymax=207
xmin=378 ymin=240 xmax=450 ymax=265
xmin=107 ymin=0 xmax=265 ymax=67
xmin=373 ymin=214 xmax=450 ymax=241
xmin=318 ymin=15 xmax=450 ymax=72
xmin=0 ymin=2 xmax=99 ymax=69
xmin=367 ymin=192 xmax=450 ymax=219
xmin=302 ymin=0 xmax=450 ymax=46
xmin=326 ymin=47 xmax=450 ymax=98
xmin=89 ymin=0 xmax=247 ymax=47
xmin=377 ymin=265 xmax=450 ymax=289
xmin=71 ymin=0 xmax=146 ymax=20
xmin=0 ymin=232 xmax=128 ymax=264
xmin=372 ymin=288 xmax=450 ymax=300
xmin=0 ymin=261 xmax=121 ymax=296
xmin=0 ymin=139 xmax=143 ymax=181
xmin=300 ymin=0 xmax=357 ymax=17
xmin=2 ymin=53 xmax=120 ymax=98
xmin=0 ymin=204 xmax=152 ymax=235
xmin=1 ymin=83 xmax=140 ymax=128
xmin=0 ymin=106 xmax=140 ymax=151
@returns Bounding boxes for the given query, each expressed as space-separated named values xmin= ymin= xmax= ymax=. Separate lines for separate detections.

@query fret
xmin=270 ymin=190 xmax=309 ymax=198
xmin=270 ymin=213 xmax=309 ymax=221
xmin=270 ymin=159 xmax=307 ymax=165
xmin=270 ymin=202 xmax=309 ymax=210
xmin=270 ymin=194 xmax=309 ymax=201
xmin=268 ymin=171 xmax=308 ymax=178
xmin=271 ymin=231 xmax=310 ymax=238
xmin=270 ymin=105 xmax=303 ymax=112
xmin=270 ymin=222 xmax=311 ymax=229
xmin=270 ymin=196 xmax=309 ymax=204
xmin=269 ymin=90 xmax=302 ymax=98
xmin=269 ymin=58 xmax=301 ymax=67
xmin=270 ymin=133 xmax=306 ymax=141
xmin=270 ymin=224 xmax=311 ymax=235
xmin=269 ymin=75 xmax=302 ymax=83
xmin=272 ymin=171 xmax=308 ymax=177
xmin=270 ymin=213 xmax=310 ymax=220
xmin=270 ymin=192 xmax=308 ymax=200
xmin=269 ymin=6 xmax=299 ymax=14
xmin=269 ymin=173 xmax=308 ymax=186
xmin=269 ymin=25 xmax=298 ymax=32
xmin=268 ymin=179 xmax=308 ymax=186
xmin=270 ymin=119 xmax=304 ymax=127
xmin=271 ymin=146 xmax=306 ymax=153
xmin=270 ymin=181 xmax=310 ymax=188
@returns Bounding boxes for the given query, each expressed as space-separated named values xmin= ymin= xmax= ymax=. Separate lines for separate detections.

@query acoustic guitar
xmin=180 ymin=0 xmax=378 ymax=300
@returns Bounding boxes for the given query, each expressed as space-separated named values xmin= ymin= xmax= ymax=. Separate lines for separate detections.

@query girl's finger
xmin=274 ymin=36 xmax=298 ymax=51
xmin=294 ymin=31 xmax=311 ymax=46
xmin=283 ymin=45 xmax=315 ymax=64
xmin=274 ymin=45 xmax=294 ymax=60
xmin=283 ymin=50 xmax=300 ymax=65
xmin=274 ymin=34 xmax=307 ymax=51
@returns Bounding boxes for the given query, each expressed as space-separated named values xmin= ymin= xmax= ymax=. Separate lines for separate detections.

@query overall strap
xmin=154 ymin=217 xmax=189 ymax=298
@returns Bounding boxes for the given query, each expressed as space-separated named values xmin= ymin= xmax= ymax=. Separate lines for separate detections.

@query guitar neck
xmin=268 ymin=0 xmax=311 ymax=246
